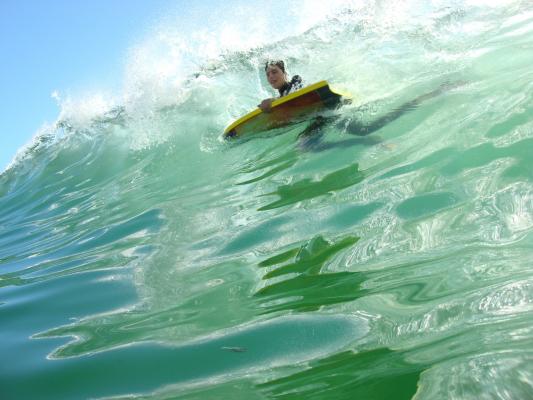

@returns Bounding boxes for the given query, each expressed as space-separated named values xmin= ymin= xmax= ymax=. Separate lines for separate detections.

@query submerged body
xmin=226 ymin=58 xmax=464 ymax=145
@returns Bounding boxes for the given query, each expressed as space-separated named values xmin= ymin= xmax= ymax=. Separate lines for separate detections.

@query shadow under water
xmin=258 ymin=162 xmax=364 ymax=211
xmin=258 ymin=347 xmax=428 ymax=400
xmin=254 ymin=235 xmax=368 ymax=314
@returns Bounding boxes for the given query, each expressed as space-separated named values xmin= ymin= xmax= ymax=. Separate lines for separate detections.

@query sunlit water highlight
xmin=1 ymin=1 xmax=533 ymax=399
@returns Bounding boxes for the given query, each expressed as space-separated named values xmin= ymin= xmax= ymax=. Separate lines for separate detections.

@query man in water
xmin=259 ymin=60 xmax=303 ymax=112
xmin=258 ymin=59 xmax=464 ymax=150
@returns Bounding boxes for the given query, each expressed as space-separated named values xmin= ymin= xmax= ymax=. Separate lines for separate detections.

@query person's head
xmin=265 ymin=60 xmax=288 ymax=90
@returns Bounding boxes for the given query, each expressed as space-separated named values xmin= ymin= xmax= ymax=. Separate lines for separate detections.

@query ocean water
xmin=1 ymin=1 xmax=533 ymax=399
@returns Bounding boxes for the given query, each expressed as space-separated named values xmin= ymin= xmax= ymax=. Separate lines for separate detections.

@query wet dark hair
xmin=264 ymin=60 xmax=285 ymax=73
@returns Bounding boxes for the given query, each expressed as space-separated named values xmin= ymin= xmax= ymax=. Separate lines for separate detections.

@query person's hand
xmin=258 ymin=98 xmax=273 ymax=112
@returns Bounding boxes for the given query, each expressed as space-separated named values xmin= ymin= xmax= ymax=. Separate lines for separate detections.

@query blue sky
xmin=0 ymin=0 xmax=182 ymax=171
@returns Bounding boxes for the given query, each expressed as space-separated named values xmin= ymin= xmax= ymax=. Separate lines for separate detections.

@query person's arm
xmin=258 ymin=98 xmax=273 ymax=112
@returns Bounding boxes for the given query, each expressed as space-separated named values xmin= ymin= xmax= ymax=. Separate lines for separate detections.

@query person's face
xmin=266 ymin=65 xmax=287 ymax=90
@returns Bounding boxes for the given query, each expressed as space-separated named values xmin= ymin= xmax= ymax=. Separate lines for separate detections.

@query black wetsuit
xmin=278 ymin=75 xmax=304 ymax=97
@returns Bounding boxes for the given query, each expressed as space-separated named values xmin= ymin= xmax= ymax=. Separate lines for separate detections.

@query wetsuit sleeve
xmin=278 ymin=75 xmax=305 ymax=97
xmin=290 ymin=75 xmax=304 ymax=92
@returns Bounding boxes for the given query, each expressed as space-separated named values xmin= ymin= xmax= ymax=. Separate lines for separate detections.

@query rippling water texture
xmin=1 ymin=1 xmax=533 ymax=399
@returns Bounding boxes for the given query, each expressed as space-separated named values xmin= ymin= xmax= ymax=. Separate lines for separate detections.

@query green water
xmin=1 ymin=2 xmax=533 ymax=399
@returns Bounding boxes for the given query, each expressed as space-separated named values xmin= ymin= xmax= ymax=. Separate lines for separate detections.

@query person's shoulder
xmin=291 ymin=75 xmax=303 ymax=84
xmin=290 ymin=75 xmax=304 ymax=92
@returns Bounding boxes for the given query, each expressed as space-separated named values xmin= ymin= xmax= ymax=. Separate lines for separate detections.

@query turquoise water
xmin=1 ymin=2 xmax=533 ymax=399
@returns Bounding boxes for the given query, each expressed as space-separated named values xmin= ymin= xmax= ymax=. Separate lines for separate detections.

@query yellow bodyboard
xmin=224 ymin=81 xmax=350 ymax=138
